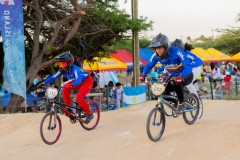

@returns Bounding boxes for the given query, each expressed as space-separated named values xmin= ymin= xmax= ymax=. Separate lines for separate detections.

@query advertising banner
xmin=0 ymin=0 xmax=26 ymax=99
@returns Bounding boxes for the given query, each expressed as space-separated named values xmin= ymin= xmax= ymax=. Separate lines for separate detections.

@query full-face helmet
xmin=171 ymin=39 xmax=184 ymax=50
xmin=148 ymin=33 xmax=170 ymax=60
xmin=54 ymin=52 xmax=74 ymax=71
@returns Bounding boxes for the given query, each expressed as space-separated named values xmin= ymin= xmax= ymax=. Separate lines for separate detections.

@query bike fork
xmin=48 ymin=104 xmax=57 ymax=130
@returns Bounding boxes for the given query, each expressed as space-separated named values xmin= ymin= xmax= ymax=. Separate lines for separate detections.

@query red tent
xmin=110 ymin=49 xmax=147 ymax=70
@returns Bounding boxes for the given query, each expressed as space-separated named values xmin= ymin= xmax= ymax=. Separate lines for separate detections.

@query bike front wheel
xmin=146 ymin=106 xmax=165 ymax=142
xmin=79 ymin=100 xmax=100 ymax=130
xmin=40 ymin=112 xmax=62 ymax=145
xmin=198 ymin=97 xmax=203 ymax=119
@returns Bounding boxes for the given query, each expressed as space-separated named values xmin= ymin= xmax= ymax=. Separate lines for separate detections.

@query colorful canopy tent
xmin=139 ymin=48 xmax=161 ymax=67
xmin=206 ymin=48 xmax=231 ymax=61
xmin=139 ymin=48 xmax=154 ymax=62
xmin=230 ymin=52 xmax=240 ymax=61
xmin=110 ymin=49 xmax=147 ymax=71
xmin=191 ymin=48 xmax=216 ymax=62
xmin=98 ymin=71 xmax=118 ymax=88
xmin=83 ymin=57 xmax=127 ymax=72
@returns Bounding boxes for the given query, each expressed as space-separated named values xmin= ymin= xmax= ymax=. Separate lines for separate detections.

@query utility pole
xmin=132 ymin=0 xmax=140 ymax=86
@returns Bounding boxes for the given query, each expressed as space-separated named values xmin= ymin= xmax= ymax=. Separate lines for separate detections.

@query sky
xmin=118 ymin=0 xmax=240 ymax=41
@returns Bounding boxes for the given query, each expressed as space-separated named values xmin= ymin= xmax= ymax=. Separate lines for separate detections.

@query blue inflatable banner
xmin=0 ymin=0 xmax=26 ymax=99
xmin=123 ymin=85 xmax=146 ymax=107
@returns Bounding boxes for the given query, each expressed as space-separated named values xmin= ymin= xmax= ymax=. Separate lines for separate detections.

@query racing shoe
xmin=176 ymin=102 xmax=187 ymax=114
xmin=85 ymin=114 xmax=94 ymax=124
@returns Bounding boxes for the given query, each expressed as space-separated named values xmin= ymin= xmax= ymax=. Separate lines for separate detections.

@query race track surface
xmin=0 ymin=100 xmax=240 ymax=160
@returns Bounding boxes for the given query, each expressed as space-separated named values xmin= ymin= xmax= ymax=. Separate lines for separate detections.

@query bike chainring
xmin=172 ymin=110 xmax=180 ymax=118
xmin=70 ymin=117 xmax=77 ymax=124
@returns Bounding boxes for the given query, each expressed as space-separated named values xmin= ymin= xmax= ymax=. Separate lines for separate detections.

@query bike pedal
xmin=172 ymin=111 xmax=180 ymax=118
xmin=70 ymin=118 xmax=77 ymax=124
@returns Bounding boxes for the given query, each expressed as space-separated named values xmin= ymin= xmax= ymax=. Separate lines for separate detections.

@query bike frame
xmin=158 ymin=94 xmax=196 ymax=113
xmin=48 ymin=100 xmax=86 ymax=122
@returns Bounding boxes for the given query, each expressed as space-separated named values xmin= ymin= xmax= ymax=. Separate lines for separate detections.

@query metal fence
xmin=196 ymin=77 xmax=240 ymax=100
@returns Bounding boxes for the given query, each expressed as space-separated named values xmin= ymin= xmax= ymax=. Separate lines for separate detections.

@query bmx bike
xmin=39 ymin=86 xmax=100 ymax=145
xmin=146 ymin=76 xmax=200 ymax=142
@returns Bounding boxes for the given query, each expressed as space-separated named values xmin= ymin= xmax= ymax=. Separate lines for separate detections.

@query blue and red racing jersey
xmin=143 ymin=47 xmax=202 ymax=78
xmin=184 ymin=50 xmax=203 ymax=67
xmin=43 ymin=64 xmax=89 ymax=87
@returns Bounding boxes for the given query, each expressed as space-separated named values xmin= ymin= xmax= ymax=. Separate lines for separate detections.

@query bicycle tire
xmin=146 ymin=106 xmax=165 ymax=142
xmin=182 ymin=93 xmax=200 ymax=125
xmin=40 ymin=112 xmax=62 ymax=145
xmin=198 ymin=97 xmax=203 ymax=119
xmin=183 ymin=87 xmax=203 ymax=119
xmin=79 ymin=100 xmax=100 ymax=130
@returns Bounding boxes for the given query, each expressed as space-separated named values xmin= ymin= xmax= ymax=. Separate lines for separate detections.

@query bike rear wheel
xmin=79 ymin=100 xmax=100 ymax=130
xmin=183 ymin=93 xmax=200 ymax=125
xmin=40 ymin=112 xmax=62 ymax=145
xmin=146 ymin=106 xmax=165 ymax=142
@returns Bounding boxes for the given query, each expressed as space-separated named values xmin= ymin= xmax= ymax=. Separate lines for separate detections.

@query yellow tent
xmin=230 ymin=52 xmax=240 ymax=61
xmin=191 ymin=48 xmax=216 ymax=62
xmin=206 ymin=48 xmax=231 ymax=61
xmin=83 ymin=57 xmax=127 ymax=71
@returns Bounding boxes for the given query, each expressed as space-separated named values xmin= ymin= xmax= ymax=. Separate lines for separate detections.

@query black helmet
xmin=184 ymin=43 xmax=194 ymax=51
xmin=54 ymin=51 xmax=74 ymax=68
xmin=148 ymin=33 xmax=170 ymax=60
xmin=171 ymin=39 xmax=184 ymax=50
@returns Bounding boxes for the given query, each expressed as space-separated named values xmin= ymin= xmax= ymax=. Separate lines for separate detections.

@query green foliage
xmin=105 ymin=39 xmax=133 ymax=52
xmin=104 ymin=38 xmax=151 ymax=52
xmin=191 ymin=24 xmax=240 ymax=55
xmin=22 ymin=0 xmax=153 ymax=81
xmin=139 ymin=38 xmax=152 ymax=48
xmin=57 ymin=1 xmax=153 ymax=63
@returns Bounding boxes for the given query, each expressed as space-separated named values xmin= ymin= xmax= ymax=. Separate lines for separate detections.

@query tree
xmin=23 ymin=0 xmax=152 ymax=88
xmin=191 ymin=13 xmax=240 ymax=55
xmin=3 ymin=0 xmax=152 ymax=112
xmin=104 ymin=38 xmax=151 ymax=52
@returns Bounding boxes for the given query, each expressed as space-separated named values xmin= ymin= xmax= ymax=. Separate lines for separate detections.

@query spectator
xmin=202 ymin=69 xmax=208 ymax=81
xmin=215 ymin=80 xmax=223 ymax=100
xmin=223 ymin=71 xmax=231 ymax=95
xmin=212 ymin=66 xmax=221 ymax=80
xmin=31 ymin=75 xmax=42 ymax=96
xmin=150 ymin=66 xmax=159 ymax=83
xmin=236 ymin=66 xmax=240 ymax=77
xmin=226 ymin=64 xmax=233 ymax=75
xmin=112 ymin=82 xmax=123 ymax=109
xmin=107 ymin=81 xmax=114 ymax=97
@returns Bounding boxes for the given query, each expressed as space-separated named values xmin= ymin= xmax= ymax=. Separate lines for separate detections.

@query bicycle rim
xmin=79 ymin=101 xmax=100 ymax=130
xmin=183 ymin=93 xmax=200 ymax=125
xmin=146 ymin=107 xmax=165 ymax=142
xmin=198 ymin=98 xmax=203 ymax=119
xmin=40 ymin=112 xmax=62 ymax=145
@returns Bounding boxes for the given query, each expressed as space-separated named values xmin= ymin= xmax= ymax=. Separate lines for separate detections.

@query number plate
xmin=45 ymin=87 xmax=58 ymax=99
xmin=151 ymin=83 xmax=165 ymax=97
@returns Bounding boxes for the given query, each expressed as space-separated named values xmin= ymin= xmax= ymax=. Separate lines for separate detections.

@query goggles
xmin=58 ymin=62 xmax=68 ymax=68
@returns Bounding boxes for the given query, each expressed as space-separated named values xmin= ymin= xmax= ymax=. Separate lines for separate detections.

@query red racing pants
xmin=62 ymin=76 xmax=93 ymax=115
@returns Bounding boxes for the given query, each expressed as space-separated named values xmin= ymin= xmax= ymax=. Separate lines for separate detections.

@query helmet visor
xmin=58 ymin=62 xmax=68 ymax=68
xmin=149 ymin=42 xmax=163 ymax=48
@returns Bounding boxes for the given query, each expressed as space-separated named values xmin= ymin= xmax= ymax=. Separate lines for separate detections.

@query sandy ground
xmin=0 ymin=99 xmax=240 ymax=160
